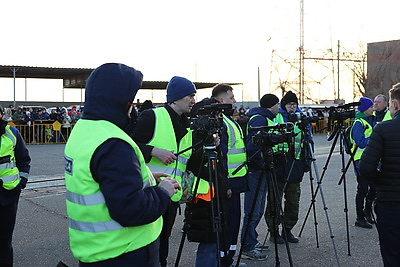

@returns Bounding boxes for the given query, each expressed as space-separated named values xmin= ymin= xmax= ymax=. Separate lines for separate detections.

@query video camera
xmin=287 ymin=110 xmax=319 ymax=129
xmin=189 ymin=103 xmax=232 ymax=136
xmin=326 ymin=102 xmax=359 ymax=121
xmin=250 ymin=123 xmax=294 ymax=148
xmin=325 ymin=102 xmax=359 ymax=140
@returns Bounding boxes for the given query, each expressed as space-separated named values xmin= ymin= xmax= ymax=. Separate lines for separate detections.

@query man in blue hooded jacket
xmin=64 ymin=63 xmax=180 ymax=266
xmin=350 ymin=96 xmax=377 ymax=229
xmin=240 ymin=93 xmax=280 ymax=261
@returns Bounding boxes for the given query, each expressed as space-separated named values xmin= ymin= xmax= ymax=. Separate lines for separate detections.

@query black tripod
xmin=298 ymin=120 xmax=357 ymax=265
xmin=236 ymin=145 xmax=293 ymax=267
xmin=175 ymin=141 xmax=228 ymax=267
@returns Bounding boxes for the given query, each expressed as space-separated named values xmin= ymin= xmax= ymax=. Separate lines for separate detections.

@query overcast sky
xmin=1 ymin=0 xmax=399 ymax=104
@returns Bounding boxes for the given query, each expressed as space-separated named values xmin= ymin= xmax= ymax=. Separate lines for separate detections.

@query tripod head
xmin=249 ymin=123 xmax=295 ymax=171
xmin=325 ymin=102 xmax=359 ymax=141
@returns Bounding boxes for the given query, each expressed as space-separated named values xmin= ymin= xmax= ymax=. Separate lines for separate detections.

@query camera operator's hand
xmin=158 ymin=177 xmax=181 ymax=197
xmin=151 ymin=147 xmax=177 ymax=165
xmin=152 ymin=172 xmax=170 ymax=184
xmin=227 ymin=188 xmax=232 ymax=199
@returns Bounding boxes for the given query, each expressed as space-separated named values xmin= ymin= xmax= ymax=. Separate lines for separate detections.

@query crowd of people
xmin=1 ymin=62 xmax=399 ymax=267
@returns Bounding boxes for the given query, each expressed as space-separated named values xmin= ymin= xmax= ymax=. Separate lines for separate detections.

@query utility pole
xmin=299 ymin=0 xmax=305 ymax=103
xmin=337 ymin=40 xmax=340 ymax=100
xmin=11 ymin=67 xmax=17 ymax=108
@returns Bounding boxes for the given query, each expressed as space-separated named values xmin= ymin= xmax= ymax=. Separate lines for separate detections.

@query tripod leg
xmin=266 ymin=177 xmax=281 ymax=266
xmin=309 ymin=167 xmax=320 ymax=248
xmin=174 ymin=230 xmax=187 ymax=267
xmin=310 ymin=144 xmax=341 ymax=266
xmin=269 ymin=168 xmax=295 ymax=267
xmin=339 ymin=133 xmax=351 ymax=256
xmin=298 ymin=146 xmax=320 ymax=248
xmin=299 ymin=131 xmax=339 ymax=238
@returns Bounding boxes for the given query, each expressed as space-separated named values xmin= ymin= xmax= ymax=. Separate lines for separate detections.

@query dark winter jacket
xmin=0 ymin=120 xmax=31 ymax=205
xmin=79 ymin=64 xmax=170 ymax=264
xmin=245 ymin=106 xmax=277 ymax=170
xmin=359 ymin=110 xmax=400 ymax=203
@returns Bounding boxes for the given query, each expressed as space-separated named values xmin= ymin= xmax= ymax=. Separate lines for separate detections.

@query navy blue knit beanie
xmin=358 ymin=97 xmax=373 ymax=112
xmin=166 ymin=76 xmax=197 ymax=103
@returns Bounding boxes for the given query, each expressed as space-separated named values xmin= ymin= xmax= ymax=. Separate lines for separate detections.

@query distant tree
xmin=347 ymin=42 xmax=367 ymax=99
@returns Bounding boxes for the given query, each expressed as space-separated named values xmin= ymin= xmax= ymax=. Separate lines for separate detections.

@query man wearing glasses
xmin=265 ymin=91 xmax=312 ymax=244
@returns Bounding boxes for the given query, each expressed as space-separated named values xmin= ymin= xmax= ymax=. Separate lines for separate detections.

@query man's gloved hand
xmin=20 ymin=177 xmax=28 ymax=189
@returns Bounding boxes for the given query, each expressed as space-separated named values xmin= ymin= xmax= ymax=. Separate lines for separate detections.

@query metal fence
xmin=8 ymin=120 xmax=74 ymax=145
xmin=8 ymin=118 xmax=352 ymax=145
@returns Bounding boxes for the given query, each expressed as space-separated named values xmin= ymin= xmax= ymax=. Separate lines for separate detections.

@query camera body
xmin=326 ymin=102 xmax=359 ymax=123
xmin=252 ymin=131 xmax=293 ymax=147
xmin=287 ymin=110 xmax=319 ymax=128
xmin=250 ymin=123 xmax=294 ymax=148
xmin=328 ymin=109 xmax=355 ymax=122
xmin=189 ymin=103 xmax=232 ymax=135
xmin=325 ymin=102 xmax=359 ymax=140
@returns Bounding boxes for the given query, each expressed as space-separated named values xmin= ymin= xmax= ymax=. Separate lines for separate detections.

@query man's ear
xmin=394 ymin=99 xmax=400 ymax=111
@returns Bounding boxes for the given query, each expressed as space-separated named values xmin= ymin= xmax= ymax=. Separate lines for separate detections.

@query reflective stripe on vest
xmin=0 ymin=162 xmax=16 ymax=169
xmin=66 ymin=190 xmax=123 ymax=232
xmin=147 ymin=107 xmax=192 ymax=202
xmin=64 ymin=119 xmax=162 ymax=263
xmin=0 ymin=126 xmax=20 ymax=190
xmin=223 ymin=114 xmax=247 ymax=178
xmin=350 ymin=118 xmax=373 ymax=161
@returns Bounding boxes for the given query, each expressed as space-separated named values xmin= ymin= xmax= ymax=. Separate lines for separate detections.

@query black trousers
xmin=0 ymin=198 xmax=19 ymax=267
xmin=375 ymin=202 xmax=400 ymax=267
xmin=355 ymin=175 xmax=376 ymax=217
xmin=159 ymin=202 xmax=179 ymax=267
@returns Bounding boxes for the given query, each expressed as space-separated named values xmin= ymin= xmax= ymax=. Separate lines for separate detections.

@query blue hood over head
xmin=83 ymin=63 xmax=143 ymax=129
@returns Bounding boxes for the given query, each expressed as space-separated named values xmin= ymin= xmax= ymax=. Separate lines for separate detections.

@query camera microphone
xmin=341 ymin=101 xmax=361 ymax=109
xmin=248 ymin=122 xmax=294 ymax=132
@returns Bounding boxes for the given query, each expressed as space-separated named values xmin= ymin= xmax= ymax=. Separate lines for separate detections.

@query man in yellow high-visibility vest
xmin=374 ymin=94 xmax=392 ymax=123
xmin=212 ymin=84 xmax=249 ymax=266
xmin=0 ymin=105 xmax=31 ymax=267
xmin=65 ymin=63 xmax=180 ymax=266
xmin=133 ymin=76 xmax=197 ymax=267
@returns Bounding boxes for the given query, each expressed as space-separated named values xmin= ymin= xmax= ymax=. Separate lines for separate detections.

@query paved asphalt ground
xmin=13 ymin=134 xmax=383 ymax=267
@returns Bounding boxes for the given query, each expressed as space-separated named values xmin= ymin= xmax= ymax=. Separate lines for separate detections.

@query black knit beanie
xmin=281 ymin=91 xmax=298 ymax=109
xmin=260 ymin=94 xmax=279 ymax=108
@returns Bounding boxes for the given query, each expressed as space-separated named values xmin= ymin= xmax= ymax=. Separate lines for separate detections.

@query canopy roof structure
xmin=0 ymin=65 xmax=241 ymax=89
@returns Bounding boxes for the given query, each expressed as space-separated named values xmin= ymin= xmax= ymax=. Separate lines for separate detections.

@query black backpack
xmin=343 ymin=126 xmax=353 ymax=154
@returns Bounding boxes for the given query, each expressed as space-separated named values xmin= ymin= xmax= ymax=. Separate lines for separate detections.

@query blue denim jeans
xmin=240 ymin=169 xmax=268 ymax=251
xmin=195 ymin=243 xmax=218 ymax=267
